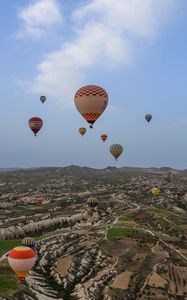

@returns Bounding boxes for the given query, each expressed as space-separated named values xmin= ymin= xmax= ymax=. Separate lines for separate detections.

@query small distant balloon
xmin=40 ymin=96 xmax=46 ymax=104
xmin=21 ymin=237 xmax=35 ymax=250
xmin=74 ymin=85 xmax=109 ymax=128
xmin=145 ymin=114 xmax=152 ymax=123
xmin=151 ymin=187 xmax=160 ymax=196
xmin=101 ymin=134 xmax=108 ymax=142
xmin=166 ymin=171 xmax=175 ymax=183
xmin=110 ymin=144 xmax=123 ymax=161
xmin=79 ymin=127 xmax=87 ymax=136
xmin=28 ymin=117 xmax=43 ymax=136
xmin=36 ymin=197 xmax=44 ymax=205
xmin=87 ymin=197 xmax=98 ymax=212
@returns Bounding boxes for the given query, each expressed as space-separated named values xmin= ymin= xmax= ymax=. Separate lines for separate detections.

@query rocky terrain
xmin=0 ymin=166 xmax=187 ymax=299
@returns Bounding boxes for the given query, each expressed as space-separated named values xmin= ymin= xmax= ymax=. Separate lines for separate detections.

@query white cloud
xmin=23 ymin=0 xmax=178 ymax=107
xmin=18 ymin=0 xmax=62 ymax=38
xmin=73 ymin=0 xmax=177 ymax=39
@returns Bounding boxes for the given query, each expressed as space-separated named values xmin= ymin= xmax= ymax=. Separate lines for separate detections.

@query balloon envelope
xmin=28 ymin=117 xmax=43 ymax=136
xmin=151 ymin=187 xmax=160 ymax=196
xmin=36 ymin=197 xmax=44 ymax=205
xmin=40 ymin=96 xmax=46 ymax=103
xmin=87 ymin=197 xmax=98 ymax=212
xmin=166 ymin=171 xmax=175 ymax=182
xmin=8 ymin=246 xmax=36 ymax=281
xmin=101 ymin=134 xmax=108 ymax=142
xmin=145 ymin=114 xmax=152 ymax=123
xmin=21 ymin=238 xmax=35 ymax=250
xmin=74 ymin=85 xmax=108 ymax=128
xmin=79 ymin=127 xmax=87 ymax=136
xmin=110 ymin=144 xmax=123 ymax=161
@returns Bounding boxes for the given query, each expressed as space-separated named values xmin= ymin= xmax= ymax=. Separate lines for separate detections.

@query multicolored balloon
xmin=145 ymin=114 xmax=152 ymax=123
xmin=21 ymin=238 xmax=35 ymax=250
xmin=40 ymin=96 xmax=46 ymax=104
xmin=28 ymin=117 xmax=43 ymax=136
xmin=101 ymin=134 xmax=108 ymax=142
xmin=79 ymin=127 xmax=87 ymax=136
xmin=87 ymin=197 xmax=98 ymax=212
xmin=110 ymin=144 xmax=123 ymax=161
xmin=8 ymin=246 xmax=36 ymax=282
xmin=74 ymin=85 xmax=108 ymax=128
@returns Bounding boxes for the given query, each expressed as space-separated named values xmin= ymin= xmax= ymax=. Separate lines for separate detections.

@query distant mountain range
xmin=0 ymin=165 xmax=183 ymax=176
xmin=0 ymin=168 xmax=22 ymax=172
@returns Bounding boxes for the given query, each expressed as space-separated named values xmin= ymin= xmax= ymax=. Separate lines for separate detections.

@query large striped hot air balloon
xmin=74 ymin=85 xmax=108 ymax=128
xmin=28 ymin=117 xmax=43 ymax=136
xmin=8 ymin=246 xmax=36 ymax=282
xmin=101 ymin=134 xmax=108 ymax=142
xmin=110 ymin=144 xmax=123 ymax=161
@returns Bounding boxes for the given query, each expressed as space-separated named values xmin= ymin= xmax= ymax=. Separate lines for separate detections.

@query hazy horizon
xmin=0 ymin=164 xmax=186 ymax=171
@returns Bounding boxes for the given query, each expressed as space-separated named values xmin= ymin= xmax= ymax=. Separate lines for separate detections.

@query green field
xmin=0 ymin=240 xmax=21 ymax=256
xmin=0 ymin=276 xmax=22 ymax=296
xmin=107 ymin=227 xmax=135 ymax=240
xmin=118 ymin=216 xmax=133 ymax=221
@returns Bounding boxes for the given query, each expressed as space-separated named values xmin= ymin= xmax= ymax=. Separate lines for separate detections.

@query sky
xmin=0 ymin=0 xmax=187 ymax=169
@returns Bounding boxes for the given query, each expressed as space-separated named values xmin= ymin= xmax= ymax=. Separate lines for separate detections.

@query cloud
xmin=17 ymin=0 xmax=62 ymax=38
xmin=22 ymin=0 xmax=178 ymax=107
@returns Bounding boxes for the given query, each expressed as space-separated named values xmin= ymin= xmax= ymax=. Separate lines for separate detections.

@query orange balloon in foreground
xmin=8 ymin=246 xmax=36 ymax=282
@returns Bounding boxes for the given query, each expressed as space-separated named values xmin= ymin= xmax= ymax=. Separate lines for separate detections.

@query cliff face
xmin=20 ymin=231 xmax=116 ymax=300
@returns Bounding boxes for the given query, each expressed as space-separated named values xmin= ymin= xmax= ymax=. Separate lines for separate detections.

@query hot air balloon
xmin=36 ymin=197 xmax=44 ymax=206
xmin=145 ymin=114 xmax=152 ymax=123
xmin=151 ymin=187 xmax=160 ymax=196
xmin=74 ymin=85 xmax=108 ymax=128
xmin=79 ymin=127 xmax=87 ymax=136
xmin=8 ymin=246 xmax=36 ymax=282
xmin=28 ymin=117 xmax=43 ymax=136
xmin=110 ymin=144 xmax=123 ymax=161
xmin=166 ymin=171 xmax=175 ymax=183
xmin=21 ymin=238 xmax=35 ymax=250
xmin=87 ymin=197 xmax=98 ymax=212
xmin=101 ymin=134 xmax=107 ymax=142
xmin=40 ymin=96 xmax=46 ymax=104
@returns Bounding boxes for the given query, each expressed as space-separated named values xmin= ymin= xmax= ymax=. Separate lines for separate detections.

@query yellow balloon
xmin=151 ymin=187 xmax=160 ymax=196
xmin=110 ymin=144 xmax=123 ymax=161
xmin=79 ymin=127 xmax=87 ymax=136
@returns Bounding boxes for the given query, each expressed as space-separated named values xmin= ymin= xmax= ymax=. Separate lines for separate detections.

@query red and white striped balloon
xmin=8 ymin=246 xmax=36 ymax=281
xmin=28 ymin=117 xmax=43 ymax=136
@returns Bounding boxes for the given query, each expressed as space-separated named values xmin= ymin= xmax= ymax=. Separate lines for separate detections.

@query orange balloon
xmin=101 ymin=134 xmax=108 ymax=142
xmin=8 ymin=246 xmax=36 ymax=282
xmin=74 ymin=85 xmax=108 ymax=128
